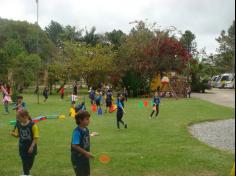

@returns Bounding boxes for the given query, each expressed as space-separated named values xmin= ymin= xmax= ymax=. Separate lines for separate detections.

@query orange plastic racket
xmin=99 ymin=154 xmax=111 ymax=164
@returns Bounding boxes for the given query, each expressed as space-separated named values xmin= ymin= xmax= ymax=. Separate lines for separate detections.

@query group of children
xmin=43 ymin=85 xmax=66 ymax=102
xmin=1 ymin=80 xmax=162 ymax=176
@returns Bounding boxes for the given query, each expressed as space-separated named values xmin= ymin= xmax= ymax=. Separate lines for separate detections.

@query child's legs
xmin=21 ymin=155 xmax=35 ymax=175
xmin=4 ymin=101 xmax=9 ymax=113
xmin=71 ymin=155 xmax=90 ymax=176
xmin=155 ymin=105 xmax=159 ymax=117
xmin=116 ymin=115 xmax=120 ymax=128
xmin=117 ymin=113 xmax=124 ymax=128
xmin=90 ymin=99 xmax=94 ymax=105
xmin=120 ymin=118 xmax=125 ymax=125
xmin=150 ymin=110 xmax=155 ymax=117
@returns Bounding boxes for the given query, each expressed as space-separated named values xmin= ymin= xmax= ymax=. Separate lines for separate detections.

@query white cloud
xmin=0 ymin=0 xmax=235 ymax=54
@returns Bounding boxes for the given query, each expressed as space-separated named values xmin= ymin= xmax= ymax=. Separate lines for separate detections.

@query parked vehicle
xmin=215 ymin=73 xmax=235 ymax=89
xmin=224 ymin=75 xmax=235 ymax=89
xmin=211 ymin=75 xmax=220 ymax=88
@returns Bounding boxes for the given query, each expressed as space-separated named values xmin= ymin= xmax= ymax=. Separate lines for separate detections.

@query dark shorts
xmin=117 ymin=111 xmax=123 ymax=120
xmin=71 ymin=154 xmax=90 ymax=176
xmin=106 ymin=101 xmax=112 ymax=107
xmin=43 ymin=94 xmax=48 ymax=99
xmin=96 ymin=101 xmax=100 ymax=106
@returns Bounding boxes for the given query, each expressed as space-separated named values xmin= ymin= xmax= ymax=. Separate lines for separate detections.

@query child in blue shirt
xmin=71 ymin=110 xmax=94 ymax=176
xmin=88 ymin=88 xmax=95 ymax=105
xmin=150 ymin=92 xmax=161 ymax=119
xmin=95 ymin=91 xmax=102 ymax=107
xmin=116 ymin=94 xmax=127 ymax=129
xmin=12 ymin=96 xmax=26 ymax=112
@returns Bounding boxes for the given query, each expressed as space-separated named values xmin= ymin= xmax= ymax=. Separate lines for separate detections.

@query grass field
xmin=0 ymin=94 xmax=234 ymax=176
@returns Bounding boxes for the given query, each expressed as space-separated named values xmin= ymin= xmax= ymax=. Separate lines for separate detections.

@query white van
xmin=211 ymin=75 xmax=220 ymax=88
xmin=215 ymin=73 xmax=235 ymax=89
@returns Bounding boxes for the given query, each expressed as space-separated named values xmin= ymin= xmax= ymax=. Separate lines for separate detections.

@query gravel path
xmin=190 ymin=119 xmax=235 ymax=153
xmin=190 ymin=89 xmax=235 ymax=153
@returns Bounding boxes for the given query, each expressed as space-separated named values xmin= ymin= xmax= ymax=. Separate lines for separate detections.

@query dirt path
xmin=192 ymin=88 xmax=235 ymax=108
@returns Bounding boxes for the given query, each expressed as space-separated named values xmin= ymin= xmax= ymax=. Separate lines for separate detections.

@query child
xmin=12 ymin=96 xmax=26 ymax=112
xmin=116 ymin=94 xmax=127 ymax=129
xmin=43 ymin=87 xmax=49 ymax=102
xmin=12 ymin=96 xmax=26 ymax=131
xmin=71 ymin=110 xmax=94 ymax=176
xmin=187 ymin=85 xmax=191 ymax=98
xmin=1 ymin=84 xmax=12 ymax=114
xmin=150 ymin=92 xmax=161 ymax=119
xmin=71 ymin=92 xmax=78 ymax=107
xmin=123 ymin=87 xmax=128 ymax=102
xmin=75 ymin=102 xmax=86 ymax=113
xmin=73 ymin=81 xmax=78 ymax=95
xmin=59 ymin=86 xmax=65 ymax=100
xmin=11 ymin=110 xmax=39 ymax=176
xmin=105 ymin=89 xmax=113 ymax=113
xmin=88 ymin=88 xmax=95 ymax=105
xmin=95 ymin=90 xmax=102 ymax=108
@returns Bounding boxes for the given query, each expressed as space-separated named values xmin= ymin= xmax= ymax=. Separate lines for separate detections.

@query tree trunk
xmin=44 ymin=69 xmax=48 ymax=86
xmin=7 ymin=69 xmax=13 ymax=86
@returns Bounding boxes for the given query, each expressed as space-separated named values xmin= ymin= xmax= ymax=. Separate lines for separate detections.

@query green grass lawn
xmin=0 ymin=94 xmax=234 ymax=176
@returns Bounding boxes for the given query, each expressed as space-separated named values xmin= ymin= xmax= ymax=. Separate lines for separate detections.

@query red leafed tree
xmin=144 ymin=36 xmax=192 ymax=75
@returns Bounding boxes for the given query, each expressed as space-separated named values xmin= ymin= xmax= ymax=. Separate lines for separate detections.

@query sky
xmin=0 ymin=0 xmax=235 ymax=54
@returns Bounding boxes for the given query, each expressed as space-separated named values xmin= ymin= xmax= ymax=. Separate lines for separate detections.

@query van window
xmin=213 ymin=77 xmax=218 ymax=81
xmin=216 ymin=76 xmax=221 ymax=82
xmin=221 ymin=75 xmax=229 ymax=81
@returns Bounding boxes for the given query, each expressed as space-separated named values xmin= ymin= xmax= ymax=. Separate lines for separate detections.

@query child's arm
xmin=12 ymin=105 xmax=17 ymax=110
xmin=72 ymin=144 xmax=95 ymax=159
xmin=28 ymin=139 xmax=38 ymax=154
xmin=10 ymin=128 xmax=19 ymax=138
xmin=121 ymin=106 xmax=126 ymax=114
xmin=28 ymin=124 xmax=39 ymax=154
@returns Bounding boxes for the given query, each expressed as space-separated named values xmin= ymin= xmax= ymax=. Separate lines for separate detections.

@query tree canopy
xmin=0 ymin=17 xmax=234 ymax=95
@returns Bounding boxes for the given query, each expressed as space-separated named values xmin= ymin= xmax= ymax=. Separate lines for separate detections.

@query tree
xmin=13 ymin=53 xmax=42 ymax=89
xmin=62 ymin=25 xmax=83 ymax=42
xmin=82 ymin=27 xmax=100 ymax=46
xmin=45 ymin=21 xmax=64 ymax=45
xmin=180 ymin=30 xmax=198 ymax=56
xmin=0 ymin=18 xmax=54 ymax=90
xmin=78 ymin=44 xmax=116 ymax=87
xmin=116 ymin=21 xmax=191 ymax=96
xmin=215 ymin=21 xmax=235 ymax=73
xmin=105 ymin=30 xmax=126 ymax=49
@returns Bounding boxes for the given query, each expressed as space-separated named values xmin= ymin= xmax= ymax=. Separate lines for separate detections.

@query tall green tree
xmin=82 ymin=27 xmax=100 ymax=46
xmin=45 ymin=20 xmax=64 ymax=45
xmin=105 ymin=30 xmax=126 ymax=49
xmin=215 ymin=21 xmax=235 ymax=73
xmin=180 ymin=30 xmax=198 ymax=56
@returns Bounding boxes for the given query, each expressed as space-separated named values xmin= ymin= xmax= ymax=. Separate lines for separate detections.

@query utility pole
xmin=36 ymin=0 xmax=40 ymax=104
